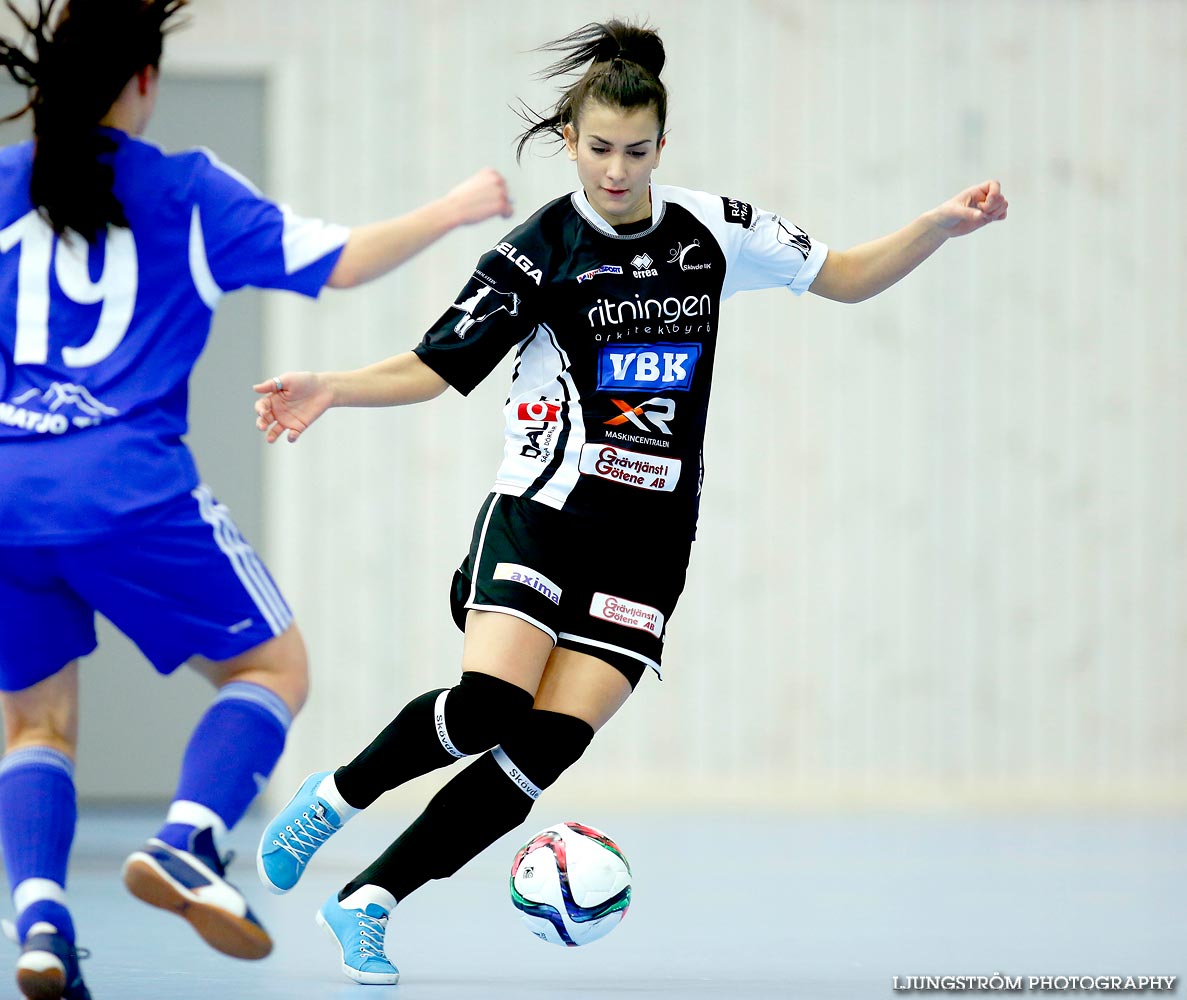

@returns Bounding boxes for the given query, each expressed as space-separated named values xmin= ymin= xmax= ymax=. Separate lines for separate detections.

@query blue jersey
xmin=0 ymin=129 xmax=347 ymax=543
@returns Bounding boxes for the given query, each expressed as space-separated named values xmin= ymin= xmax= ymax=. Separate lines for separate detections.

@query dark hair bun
xmin=600 ymin=20 xmax=665 ymax=77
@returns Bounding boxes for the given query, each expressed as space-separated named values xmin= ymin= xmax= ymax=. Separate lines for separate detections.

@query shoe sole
xmin=122 ymin=854 xmax=272 ymax=960
xmin=314 ymin=909 xmax=399 ymax=985
xmin=15 ymin=964 xmax=65 ymax=1000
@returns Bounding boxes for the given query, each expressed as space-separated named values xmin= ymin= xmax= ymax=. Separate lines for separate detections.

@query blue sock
xmin=0 ymin=747 xmax=77 ymax=943
xmin=156 ymin=681 xmax=291 ymax=853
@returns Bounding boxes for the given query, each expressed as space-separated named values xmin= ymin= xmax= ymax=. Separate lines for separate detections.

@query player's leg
xmin=59 ymin=486 xmax=299 ymax=960
xmin=306 ymin=611 xmax=554 ymax=984
xmin=315 ymin=643 xmax=631 ymax=984
xmin=119 ymin=625 xmax=308 ymax=962
xmin=0 ymin=666 xmax=93 ymax=1000
xmin=0 ymin=549 xmax=97 ymax=1000
xmin=258 ymin=494 xmax=550 ymax=896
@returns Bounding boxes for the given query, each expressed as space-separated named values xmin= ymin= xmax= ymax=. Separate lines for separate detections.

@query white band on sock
xmin=315 ymin=774 xmax=359 ymax=822
xmin=491 ymin=746 xmax=541 ymax=801
xmin=433 ymin=690 xmax=465 ymax=759
xmin=337 ymin=884 xmax=397 ymax=913
xmin=166 ymin=801 xmax=228 ymax=841
xmin=13 ymin=879 xmax=65 ymax=915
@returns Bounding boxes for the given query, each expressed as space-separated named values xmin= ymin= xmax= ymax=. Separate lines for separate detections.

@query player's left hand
xmin=932 ymin=180 xmax=1008 ymax=237
xmin=253 ymin=371 xmax=332 ymax=444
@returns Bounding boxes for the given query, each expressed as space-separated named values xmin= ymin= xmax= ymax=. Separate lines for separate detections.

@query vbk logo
xmin=596 ymin=343 xmax=701 ymax=391
xmin=451 ymin=283 xmax=520 ymax=338
xmin=516 ymin=400 xmax=561 ymax=422
xmin=605 ymin=397 xmax=675 ymax=434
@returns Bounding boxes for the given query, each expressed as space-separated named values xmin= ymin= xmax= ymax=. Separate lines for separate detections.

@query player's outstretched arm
xmin=809 ymin=180 xmax=1007 ymax=304
xmin=253 ymin=351 xmax=448 ymax=443
xmin=327 ymin=168 xmax=514 ymax=289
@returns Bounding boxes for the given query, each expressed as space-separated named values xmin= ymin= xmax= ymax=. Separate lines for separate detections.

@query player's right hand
xmin=447 ymin=167 xmax=514 ymax=225
xmin=253 ymin=371 xmax=333 ymax=444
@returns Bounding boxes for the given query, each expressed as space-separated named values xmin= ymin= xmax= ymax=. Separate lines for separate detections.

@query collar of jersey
xmin=571 ymin=186 xmax=666 ymax=239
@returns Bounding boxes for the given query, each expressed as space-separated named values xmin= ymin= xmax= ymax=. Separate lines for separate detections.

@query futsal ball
xmin=510 ymin=822 xmax=632 ymax=946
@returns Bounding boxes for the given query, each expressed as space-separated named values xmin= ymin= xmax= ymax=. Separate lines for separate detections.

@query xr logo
xmin=604 ymin=397 xmax=675 ymax=435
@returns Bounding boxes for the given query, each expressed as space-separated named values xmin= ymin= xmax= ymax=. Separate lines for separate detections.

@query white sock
xmin=316 ymin=773 xmax=360 ymax=823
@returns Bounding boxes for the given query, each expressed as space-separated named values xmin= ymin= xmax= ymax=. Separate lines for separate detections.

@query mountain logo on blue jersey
xmin=596 ymin=344 xmax=701 ymax=392
xmin=1 ymin=382 xmax=121 ymax=434
xmin=451 ymin=283 xmax=520 ymax=338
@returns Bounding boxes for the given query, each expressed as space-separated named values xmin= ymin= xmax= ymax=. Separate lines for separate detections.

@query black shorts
xmin=450 ymin=493 xmax=692 ymax=687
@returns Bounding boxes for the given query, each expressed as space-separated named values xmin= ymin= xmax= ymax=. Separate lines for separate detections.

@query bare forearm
xmin=327 ymin=199 xmax=463 ymax=289
xmin=812 ymin=211 xmax=948 ymax=303
xmin=325 ymin=351 xmax=448 ymax=407
xmin=810 ymin=180 xmax=1007 ymax=304
xmin=326 ymin=167 xmax=512 ymax=289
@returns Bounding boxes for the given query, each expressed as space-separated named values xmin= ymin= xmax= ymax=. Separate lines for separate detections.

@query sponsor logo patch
xmin=722 ymin=196 xmax=754 ymax=229
xmin=493 ymin=563 xmax=562 ymax=605
xmin=604 ymin=397 xmax=674 ymax=434
xmin=578 ymin=443 xmax=681 ymax=492
xmin=516 ymin=401 xmax=561 ymax=422
xmin=577 ymin=264 xmax=624 ymax=283
xmin=451 ymin=281 xmax=519 ymax=338
xmin=493 ymin=242 xmax=543 ymax=285
xmin=630 ymin=252 xmax=657 ymax=278
xmin=773 ymin=216 xmax=812 ymax=260
xmin=596 ymin=344 xmax=701 ymax=391
xmin=590 ymin=592 xmax=665 ymax=634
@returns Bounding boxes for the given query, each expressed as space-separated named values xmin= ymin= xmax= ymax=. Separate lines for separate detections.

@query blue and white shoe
xmin=13 ymin=922 xmax=92 ymax=1000
xmin=315 ymin=886 xmax=400 ymax=985
xmin=121 ymin=828 xmax=272 ymax=960
xmin=257 ymin=770 xmax=353 ymax=894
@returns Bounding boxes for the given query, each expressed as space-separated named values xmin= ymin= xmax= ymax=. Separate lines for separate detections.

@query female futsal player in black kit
xmin=253 ymin=20 xmax=1007 ymax=984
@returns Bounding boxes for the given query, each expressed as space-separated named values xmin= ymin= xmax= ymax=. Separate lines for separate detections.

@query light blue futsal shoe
xmin=316 ymin=887 xmax=400 ymax=985
xmin=256 ymin=771 xmax=353 ymax=894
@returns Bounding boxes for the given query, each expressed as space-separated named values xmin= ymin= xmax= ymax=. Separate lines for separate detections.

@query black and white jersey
xmin=414 ymin=184 xmax=827 ymax=536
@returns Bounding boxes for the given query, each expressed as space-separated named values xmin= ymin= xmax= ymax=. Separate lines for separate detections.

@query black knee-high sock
xmin=341 ymin=710 xmax=594 ymax=902
xmin=334 ymin=671 xmax=533 ymax=809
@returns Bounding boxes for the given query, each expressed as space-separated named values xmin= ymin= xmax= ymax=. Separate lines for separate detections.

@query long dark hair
xmin=515 ymin=19 xmax=667 ymax=163
xmin=0 ymin=0 xmax=188 ymax=241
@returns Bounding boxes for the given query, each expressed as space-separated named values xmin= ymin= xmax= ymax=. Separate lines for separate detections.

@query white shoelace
xmin=355 ymin=910 xmax=388 ymax=961
xmin=273 ymin=803 xmax=336 ymax=865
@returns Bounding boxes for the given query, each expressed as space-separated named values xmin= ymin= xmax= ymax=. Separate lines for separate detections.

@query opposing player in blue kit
xmin=0 ymin=1 xmax=512 ymax=997
xmin=254 ymin=19 xmax=1007 ymax=985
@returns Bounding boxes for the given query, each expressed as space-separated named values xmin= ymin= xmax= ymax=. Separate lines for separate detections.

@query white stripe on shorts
xmin=556 ymin=632 xmax=662 ymax=679
xmin=465 ymin=495 xmax=501 ymax=609
xmin=192 ymin=484 xmax=291 ymax=637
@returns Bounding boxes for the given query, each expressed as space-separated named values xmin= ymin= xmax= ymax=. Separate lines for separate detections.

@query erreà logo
xmin=630 ymin=252 xmax=657 ymax=279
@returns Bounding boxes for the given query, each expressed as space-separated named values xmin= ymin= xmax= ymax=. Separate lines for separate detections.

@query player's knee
xmin=203 ymin=624 xmax=310 ymax=714
xmin=498 ymin=709 xmax=595 ymax=792
xmin=440 ymin=671 xmax=534 ymax=756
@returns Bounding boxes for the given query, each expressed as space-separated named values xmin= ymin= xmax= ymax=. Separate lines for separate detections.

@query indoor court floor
xmin=26 ymin=807 xmax=1184 ymax=999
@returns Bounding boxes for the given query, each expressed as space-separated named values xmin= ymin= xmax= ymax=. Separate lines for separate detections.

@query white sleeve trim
xmin=788 ymin=240 xmax=828 ymax=295
xmin=188 ymin=204 xmax=223 ymax=309
xmin=280 ymin=205 xmax=349 ymax=275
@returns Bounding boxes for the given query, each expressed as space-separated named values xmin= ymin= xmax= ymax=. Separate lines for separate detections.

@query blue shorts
xmin=0 ymin=484 xmax=292 ymax=693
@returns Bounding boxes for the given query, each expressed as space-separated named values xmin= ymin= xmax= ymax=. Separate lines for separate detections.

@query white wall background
xmin=44 ymin=0 xmax=1182 ymax=811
